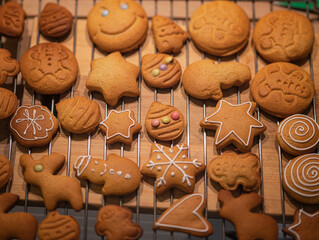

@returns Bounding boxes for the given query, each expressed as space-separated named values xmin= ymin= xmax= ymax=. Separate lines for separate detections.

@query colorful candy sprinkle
xmin=161 ymin=116 xmax=170 ymax=124
xmin=151 ymin=119 xmax=160 ymax=127
xmin=101 ymin=9 xmax=109 ymax=17
xmin=34 ymin=164 xmax=44 ymax=172
xmin=171 ymin=111 xmax=180 ymax=120
xmin=152 ymin=68 xmax=160 ymax=77
xmin=165 ymin=56 xmax=174 ymax=64
xmin=159 ymin=64 xmax=167 ymax=71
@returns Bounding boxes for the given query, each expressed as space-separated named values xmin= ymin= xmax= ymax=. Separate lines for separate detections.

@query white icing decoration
xmin=157 ymin=167 xmax=162 ymax=171
xmin=171 ymin=172 xmax=175 ymax=177
xmin=169 ymin=148 xmax=173 ymax=153
xmin=95 ymin=160 xmax=98 ymax=165
xmin=182 ymin=155 xmax=186 ymax=159
xmin=100 ymin=163 xmax=107 ymax=176
xmin=74 ymin=155 xmax=92 ymax=177
xmin=157 ymin=155 xmax=161 ymax=160
xmin=109 ymin=169 xmax=114 ymax=174
xmin=125 ymin=174 xmax=131 ymax=179
xmin=91 ymin=169 xmax=95 ymax=173
xmin=117 ymin=171 xmax=123 ymax=176
xmin=184 ymin=166 xmax=187 ymax=170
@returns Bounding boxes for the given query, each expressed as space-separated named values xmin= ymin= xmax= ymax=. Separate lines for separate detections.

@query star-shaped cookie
xmin=86 ymin=52 xmax=140 ymax=106
xmin=200 ymin=100 xmax=266 ymax=152
xmin=283 ymin=209 xmax=319 ymax=240
xmin=141 ymin=143 xmax=205 ymax=195
xmin=99 ymin=109 xmax=142 ymax=145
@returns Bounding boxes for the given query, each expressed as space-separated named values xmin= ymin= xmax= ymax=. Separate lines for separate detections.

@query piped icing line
xmin=74 ymin=155 xmax=92 ymax=177
xmin=100 ymin=163 xmax=107 ymax=176
xmin=155 ymin=193 xmax=210 ymax=233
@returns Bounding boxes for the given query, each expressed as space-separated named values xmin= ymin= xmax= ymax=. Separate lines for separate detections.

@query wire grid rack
xmin=0 ymin=0 xmax=318 ymax=239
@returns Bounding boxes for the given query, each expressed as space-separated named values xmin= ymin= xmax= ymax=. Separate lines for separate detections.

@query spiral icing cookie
xmin=283 ymin=153 xmax=319 ymax=204
xmin=141 ymin=54 xmax=182 ymax=88
xmin=189 ymin=1 xmax=250 ymax=56
xmin=0 ymin=2 xmax=26 ymax=37
xmin=251 ymin=62 xmax=314 ymax=118
xmin=0 ymin=88 xmax=18 ymax=119
xmin=253 ymin=10 xmax=314 ymax=62
xmin=277 ymin=114 xmax=319 ymax=156
xmin=87 ymin=0 xmax=148 ymax=53
xmin=0 ymin=155 xmax=12 ymax=189
xmin=145 ymin=101 xmax=185 ymax=141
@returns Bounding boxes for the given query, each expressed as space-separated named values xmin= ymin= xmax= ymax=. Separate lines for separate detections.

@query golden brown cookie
xmin=253 ymin=10 xmax=314 ymax=62
xmin=56 ymin=96 xmax=101 ymax=134
xmin=39 ymin=3 xmax=73 ymax=39
xmin=0 ymin=87 xmax=18 ymax=119
xmin=86 ymin=52 xmax=140 ymax=106
xmin=9 ymin=105 xmax=58 ymax=148
xmin=38 ymin=211 xmax=80 ymax=240
xmin=87 ymin=0 xmax=148 ymax=53
xmin=251 ymin=62 xmax=314 ymax=118
xmin=152 ymin=15 xmax=188 ymax=53
xmin=20 ymin=42 xmax=78 ymax=95
xmin=141 ymin=54 xmax=182 ymax=89
xmin=0 ymin=48 xmax=19 ymax=86
xmin=189 ymin=1 xmax=250 ymax=56
xmin=96 ymin=205 xmax=143 ymax=240
xmin=0 ymin=155 xmax=12 ymax=189
xmin=145 ymin=101 xmax=185 ymax=141
xmin=0 ymin=2 xmax=26 ymax=37
xmin=182 ymin=59 xmax=251 ymax=100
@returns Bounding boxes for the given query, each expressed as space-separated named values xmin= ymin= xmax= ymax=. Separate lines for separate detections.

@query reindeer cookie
xmin=20 ymin=153 xmax=83 ymax=211
xmin=0 ymin=48 xmax=19 ymax=86
xmin=218 ymin=190 xmax=278 ymax=240
xmin=0 ymin=2 xmax=26 ymax=37
xmin=74 ymin=153 xmax=141 ymax=196
xmin=0 ymin=193 xmax=38 ymax=240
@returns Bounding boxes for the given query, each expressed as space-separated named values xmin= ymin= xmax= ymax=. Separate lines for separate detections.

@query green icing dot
xmin=34 ymin=164 xmax=44 ymax=172
xmin=152 ymin=68 xmax=160 ymax=77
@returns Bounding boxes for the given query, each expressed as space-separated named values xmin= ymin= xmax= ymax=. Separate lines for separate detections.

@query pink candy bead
xmin=151 ymin=119 xmax=160 ymax=127
xmin=171 ymin=111 xmax=180 ymax=120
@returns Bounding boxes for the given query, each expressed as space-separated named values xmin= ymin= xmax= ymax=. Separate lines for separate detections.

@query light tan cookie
xmin=141 ymin=54 xmax=182 ymax=89
xmin=87 ymin=0 xmax=148 ymax=53
xmin=182 ymin=59 xmax=251 ymax=100
xmin=253 ymin=10 xmax=314 ymax=62
xmin=0 ymin=48 xmax=19 ymax=86
xmin=251 ymin=62 xmax=314 ymax=118
xmin=0 ymin=87 xmax=18 ymax=119
xmin=218 ymin=190 xmax=278 ymax=240
xmin=200 ymin=100 xmax=266 ymax=153
xmin=189 ymin=1 xmax=250 ymax=56
xmin=153 ymin=193 xmax=213 ymax=237
xmin=0 ymin=155 xmax=12 ymax=189
xmin=0 ymin=2 xmax=26 ymax=37
xmin=9 ymin=105 xmax=58 ymax=148
xmin=283 ymin=153 xmax=319 ymax=204
xmin=38 ymin=211 xmax=80 ymax=240
xmin=56 ymin=96 xmax=101 ymax=134
xmin=208 ymin=151 xmax=261 ymax=191
xmin=74 ymin=153 xmax=141 ymax=196
xmin=96 ymin=205 xmax=143 ymax=240
xmin=20 ymin=42 xmax=78 ymax=95
xmin=277 ymin=114 xmax=319 ymax=156
xmin=152 ymin=15 xmax=188 ymax=53
xmin=0 ymin=193 xmax=38 ymax=240
xmin=86 ymin=52 xmax=140 ymax=106
xmin=100 ymin=109 xmax=141 ymax=145
xmin=145 ymin=101 xmax=185 ymax=141
xmin=141 ymin=143 xmax=205 ymax=195
xmin=20 ymin=153 xmax=83 ymax=211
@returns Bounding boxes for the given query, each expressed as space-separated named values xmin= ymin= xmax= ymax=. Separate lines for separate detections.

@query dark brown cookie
xmin=0 ymin=155 xmax=12 ymax=189
xmin=0 ymin=48 xmax=19 ymax=86
xmin=0 ymin=2 xmax=26 ymax=37
xmin=0 ymin=87 xmax=18 ymax=119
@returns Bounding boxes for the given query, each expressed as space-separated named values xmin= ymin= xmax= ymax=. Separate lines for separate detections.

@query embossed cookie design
xmin=0 ymin=88 xmax=18 ymax=119
xmin=0 ymin=49 xmax=19 ymax=86
xmin=251 ymin=62 xmax=314 ymax=118
xmin=0 ymin=155 xmax=12 ymax=189
xmin=20 ymin=42 xmax=78 ymax=95
xmin=0 ymin=2 xmax=26 ymax=37
xmin=253 ymin=10 xmax=314 ymax=62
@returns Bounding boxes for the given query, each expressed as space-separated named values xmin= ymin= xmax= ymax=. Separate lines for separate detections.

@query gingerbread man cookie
xmin=0 ymin=2 xmax=26 ymax=37
xmin=0 ymin=88 xmax=18 ymax=119
xmin=0 ymin=155 xmax=12 ymax=189
xmin=0 ymin=48 xmax=19 ymax=86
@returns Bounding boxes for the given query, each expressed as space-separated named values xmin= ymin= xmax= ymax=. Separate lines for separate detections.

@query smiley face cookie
xmin=0 ymin=2 xmax=26 ymax=37
xmin=87 ymin=0 xmax=148 ymax=53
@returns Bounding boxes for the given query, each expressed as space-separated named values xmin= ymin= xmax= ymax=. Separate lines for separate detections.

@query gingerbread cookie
xmin=152 ymin=15 xmax=188 ymax=53
xmin=0 ymin=2 xmax=26 ymax=37
xmin=100 ymin=109 xmax=141 ymax=145
xmin=96 ymin=205 xmax=143 ymax=240
xmin=253 ymin=10 xmax=314 ymax=62
xmin=0 ymin=88 xmax=18 ymax=119
xmin=277 ymin=114 xmax=319 ymax=156
xmin=74 ymin=153 xmax=141 ymax=196
xmin=218 ymin=190 xmax=278 ymax=240
xmin=0 ymin=155 xmax=12 ymax=189
xmin=39 ymin=3 xmax=73 ymax=39
xmin=87 ymin=0 xmax=148 ymax=53
xmin=153 ymin=193 xmax=213 ymax=237
xmin=38 ymin=211 xmax=80 ymax=240
xmin=189 ymin=1 xmax=250 ymax=56
xmin=56 ymin=96 xmax=101 ymax=134
xmin=0 ymin=48 xmax=19 ymax=86
xmin=145 ymin=101 xmax=185 ymax=141
xmin=141 ymin=54 xmax=182 ymax=89
xmin=182 ymin=59 xmax=251 ymax=100
xmin=283 ymin=153 xmax=319 ymax=204
xmin=0 ymin=193 xmax=38 ymax=240
xmin=200 ymin=100 xmax=266 ymax=153
xmin=86 ymin=52 xmax=140 ymax=106
xmin=20 ymin=153 xmax=83 ymax=211
xmin=10 ymin=105 xmax=58 ymax=148
xmin=208 ymin=151 xmax=261 ymax=191
xmin=142 ymin=143 xmax=205 ymax=195
xmin=20 ymin=42 xmax=78 ymax=95
xmin=251 ymin=62 xmax=315 ymax=118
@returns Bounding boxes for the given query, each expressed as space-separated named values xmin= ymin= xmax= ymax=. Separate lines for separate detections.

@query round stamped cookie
xmin=277 ymin=114 xmax=319 ymax=156
xmin=0 ymin=88 xmax=18 ymax=119
xmin=283 ymin=153 xmax=319 ymax=204
xmin=250 ymin=62 xmax=314 ymax=118
xmin=189 ymin=1 xmax=250 ymax=56
xmin=0 ymin=155 xmax=12 ymax=189
xmin=253 ymin=10 xmax=314 ymax=62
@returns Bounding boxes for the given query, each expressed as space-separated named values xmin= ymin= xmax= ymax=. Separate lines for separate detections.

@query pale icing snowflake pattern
xmin=16 ymin=109 xmax=45 ymax=135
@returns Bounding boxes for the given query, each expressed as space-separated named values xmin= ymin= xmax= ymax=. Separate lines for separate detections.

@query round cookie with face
xmin=87 ymin=0 xmax=148 ymax=53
